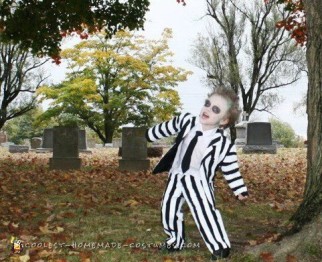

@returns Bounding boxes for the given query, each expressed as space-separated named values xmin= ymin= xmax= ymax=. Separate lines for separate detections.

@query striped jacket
xmin=146 ymin=113 xmax=248 ymax=199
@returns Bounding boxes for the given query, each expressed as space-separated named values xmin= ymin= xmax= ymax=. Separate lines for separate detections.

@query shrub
xmin=270 ymin=118 xmax=300 ymax=148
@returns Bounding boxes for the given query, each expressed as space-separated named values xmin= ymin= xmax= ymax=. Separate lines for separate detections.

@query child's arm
xmin=219 ymin=143 xmax=248 ymax=198
xmin=145 ymin=112 xmax=192 ymax=142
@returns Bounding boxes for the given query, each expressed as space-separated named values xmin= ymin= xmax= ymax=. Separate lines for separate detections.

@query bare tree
xmin=0 ymin=42 xmax=48 ymax=130
xmin=191 ymin=0 xmax=306 ymax=119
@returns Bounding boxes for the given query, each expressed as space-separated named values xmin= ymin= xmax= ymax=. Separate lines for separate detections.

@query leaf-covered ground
xmin=0 ymin=148 xmax=310 ymax=261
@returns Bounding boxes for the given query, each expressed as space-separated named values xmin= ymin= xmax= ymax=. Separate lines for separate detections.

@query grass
xmin=0 ymin=147 xmax=306 ymax=261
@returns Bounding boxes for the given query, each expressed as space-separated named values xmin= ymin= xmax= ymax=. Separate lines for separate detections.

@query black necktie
xmin=181 ymin=131 xmax=203 ymax=173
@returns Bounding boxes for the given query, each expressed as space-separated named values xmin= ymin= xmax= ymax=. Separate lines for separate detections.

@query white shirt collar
xmin=196 ymin=123 xmax=218 ymax=137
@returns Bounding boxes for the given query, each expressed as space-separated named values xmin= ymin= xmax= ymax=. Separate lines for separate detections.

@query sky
xmin=46 ymin=0 xmax=308 ymax=138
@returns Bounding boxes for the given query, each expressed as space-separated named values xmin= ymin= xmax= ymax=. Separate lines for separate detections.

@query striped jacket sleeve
xmin=220 ymin=143 xmax=248 ymax=196
xmin=146 ymin=113 xmax=192 ymax=142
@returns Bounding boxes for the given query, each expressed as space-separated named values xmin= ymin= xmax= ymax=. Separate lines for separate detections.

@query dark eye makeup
xmin=212 ymin=105 xmax=221 ymax=114
xmin=204 ymin=99 xmax=221 ymax=114
xmin=204 ymin=99 xmax=211 ymax=107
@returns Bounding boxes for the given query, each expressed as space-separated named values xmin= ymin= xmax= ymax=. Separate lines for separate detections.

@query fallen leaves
xmin=39 ymin=223 xmax=64 ymax=234
xmin=260 ymin=252 xmax=274 ymax=262
xmin=217 ymin=148 xmax=307 ymax=211
xmin=0 ymin=147 xmax=307 ymax=261
xmin=124 ymin=199 xmax=140 ymax=207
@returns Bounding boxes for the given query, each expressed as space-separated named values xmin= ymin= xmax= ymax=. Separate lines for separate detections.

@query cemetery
xmin=0 ymin=128 xmax=313 ymax=261
xmin=1 ymin=0 xmax=321 ymax=261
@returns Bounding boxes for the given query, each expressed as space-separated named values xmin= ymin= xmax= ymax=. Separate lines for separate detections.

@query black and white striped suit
xmin=146 ymin=112 xmax=248 ymax=255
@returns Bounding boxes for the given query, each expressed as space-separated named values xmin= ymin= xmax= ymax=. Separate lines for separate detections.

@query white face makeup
xmin=199 ymin=94 xmax=230 ymax=131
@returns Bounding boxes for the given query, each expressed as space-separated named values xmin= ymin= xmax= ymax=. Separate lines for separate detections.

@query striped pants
xmin=161 ymin=172 xmax=231 ymax=254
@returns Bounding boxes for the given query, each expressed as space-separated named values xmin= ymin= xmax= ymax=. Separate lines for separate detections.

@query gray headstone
xmin=235 ymin=121 xmax=248 ymax=148
xmin=49 ymin=126 xmax=81 ymax=170
xmin=78 ymin=129 xmax=91 ymax=153
xmin=42 ymin=128 xmax=53 ymax=148
xmin=9 ymin=145 xmax=29 ymax=153
xmin=119 ymin=127 xmax=150 ymax=171
xmin=37 ymin=128 xmax=91 ymax=153
xmin=246 ymin=122 xmax=272 ymax=145
xmin=243 ymin=122 xmax=277 ymax=154
xmin=78 ymin=129 xmax=87 ymax=150
xmin=30 ymin=137 xmax=42 ymax=149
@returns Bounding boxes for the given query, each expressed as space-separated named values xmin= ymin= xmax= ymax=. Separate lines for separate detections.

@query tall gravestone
xmin=78 ymin=129 xmax=92 ymax=153
xmin=49 ymin=127 xmax=81 ymax=170
xmin=36 ymin=128 xmax=53 ymax=153
xmin=42 ymin=128 xmax=53 ymax=148
xmin=235 ymin=121 xmax=248 ymax=148
xmin=119 ymin=127 xmax=150 ymax=171
xmin=243 ymin=122 xmax=277 ymax=154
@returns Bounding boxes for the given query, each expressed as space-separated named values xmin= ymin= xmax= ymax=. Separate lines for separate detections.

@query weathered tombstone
xmin=78 ymin=129 xmax=92 ymax=153
xmin=0 ymin=131 xmax=8 ymax=144
xmin=36 ymin=128 xmax=53 ymax=153
xmin=235 ymin=121 xmax=248 ymax=148
xmin=49 ymin=126 xmax=81 ymax=170
xmin=9 ymin=145 xmax=29 ymax=153
xmin=243 ymin=122 xmax=277 ymax=154
xmin=119 ymin=127 xmax=150 ymax=171
xmin=30 ymin=137 xmax=42 ymax=149
xmin=42 ymin=128 xmax=53 ymax=148
xmin=37 ymin=128 xmax=91 ymax=153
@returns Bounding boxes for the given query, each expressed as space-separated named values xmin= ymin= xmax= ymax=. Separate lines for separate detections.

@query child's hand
xmin=236 ymin=194 xmax=248 ymax=201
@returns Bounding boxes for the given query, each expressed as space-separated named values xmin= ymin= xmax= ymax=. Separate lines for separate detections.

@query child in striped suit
xmin=146 ymin=88 xmax=248 ymax=260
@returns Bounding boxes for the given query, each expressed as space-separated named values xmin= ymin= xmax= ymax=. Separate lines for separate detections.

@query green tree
xmin=37 ymin=29 xmax=191 ymax=143
xmin=3 ymin=107 xmax=47 ymax=144
xmin=270 ymin=118 xmax=298 ymax=147
xmin=0 ymin=0 xmax=150 ymax=58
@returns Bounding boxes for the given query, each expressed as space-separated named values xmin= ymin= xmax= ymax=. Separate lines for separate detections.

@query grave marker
xmin=49 ymin=127 xmax=81 ymax=170
xmin=30 ymin=137 xmax=42 ymax=149
xmin=235 ymin=121 xmax=247 ymax=148
xmin=119 ymin=127 xmax=150 ymax=171
xmin=36 ymin=128 xmax=91 ymax=153
xmin=243 ymin=122 xmax=277 ymax=154
xmin=9 ymin=145 xmax=29 ymax=153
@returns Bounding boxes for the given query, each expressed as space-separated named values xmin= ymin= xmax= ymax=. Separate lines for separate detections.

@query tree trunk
xmin=105 ymin=129 xmax=114 ymax=144
xmin=290 ymin=0 xmax=322 ymax=231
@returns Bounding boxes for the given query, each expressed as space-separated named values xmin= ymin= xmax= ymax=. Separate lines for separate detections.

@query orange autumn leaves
xmin=217 ymin=149 xmax=307 ymax=211
xmin=0 ymin=148 xmax=306 ymax=261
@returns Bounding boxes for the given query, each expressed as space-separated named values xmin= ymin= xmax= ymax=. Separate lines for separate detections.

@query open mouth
xmin=201 ymin=112 xmax=209 ymax=119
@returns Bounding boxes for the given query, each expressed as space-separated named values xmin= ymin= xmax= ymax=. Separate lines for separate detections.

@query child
xmin=145 ymin=87 xmax=248 ymax=260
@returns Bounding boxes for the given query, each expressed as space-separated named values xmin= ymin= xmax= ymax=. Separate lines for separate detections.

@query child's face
xmin=199 ymin=94 xmax=230 ymax=130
